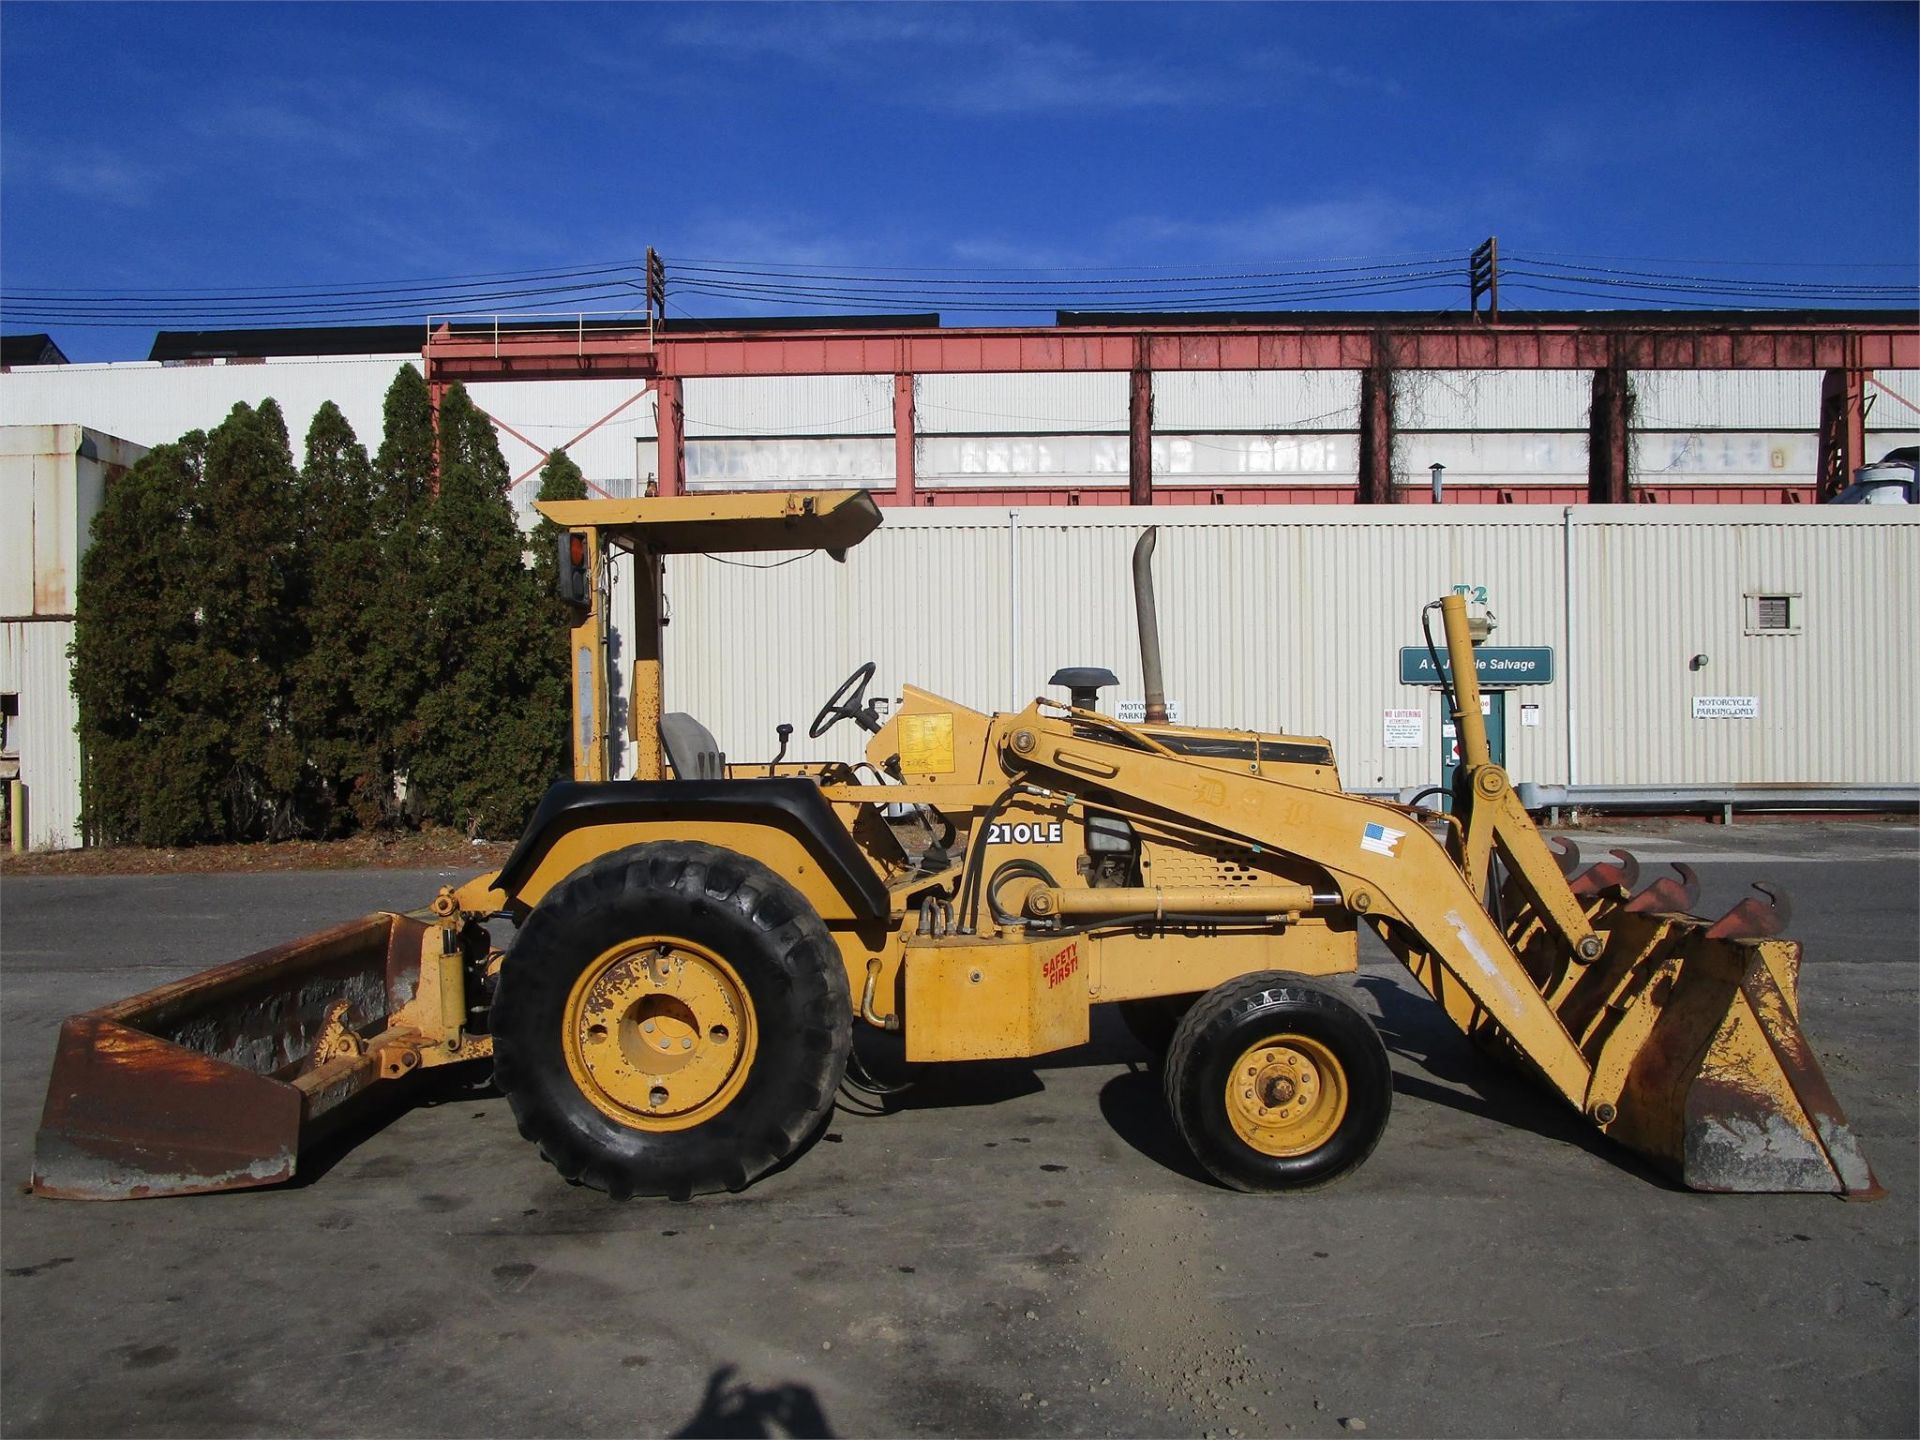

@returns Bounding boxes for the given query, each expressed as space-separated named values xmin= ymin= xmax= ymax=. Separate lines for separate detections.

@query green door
xmin=1439 ymin=691 xmax=1505 ymax=813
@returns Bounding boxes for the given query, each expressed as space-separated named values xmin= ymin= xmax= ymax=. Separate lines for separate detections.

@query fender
xmin=495 ymin=779 xmax=890 ymax=919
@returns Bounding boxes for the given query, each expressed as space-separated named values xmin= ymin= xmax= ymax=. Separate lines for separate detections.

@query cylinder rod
xmin=1030 ymin=884 xmax=1317 ymax=918
xmin=1440 ymin=592 xmax=1492 ymax=770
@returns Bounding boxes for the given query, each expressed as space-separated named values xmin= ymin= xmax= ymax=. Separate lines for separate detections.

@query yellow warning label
xmin=899 ymin=712 xmax=956 ymax=775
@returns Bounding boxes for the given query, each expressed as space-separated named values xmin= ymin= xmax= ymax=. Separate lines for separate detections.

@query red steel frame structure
xmin=424 ymin=313 xmax=1919 ymax=507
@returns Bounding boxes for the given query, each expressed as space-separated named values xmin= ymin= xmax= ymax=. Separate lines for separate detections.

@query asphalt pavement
xmin=2 ymin=821 xmax=1915 ymax=1438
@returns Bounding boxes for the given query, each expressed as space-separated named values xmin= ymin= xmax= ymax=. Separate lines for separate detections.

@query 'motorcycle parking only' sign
xmin=1692 ymin=695 xmax=1759 ymax=719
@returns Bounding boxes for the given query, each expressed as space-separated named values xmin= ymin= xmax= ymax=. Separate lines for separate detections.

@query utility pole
xmin=1470 ymin=238 xmax=1499 ymax=322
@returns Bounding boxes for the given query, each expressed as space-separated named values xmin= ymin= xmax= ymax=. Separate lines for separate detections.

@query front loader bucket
xmin=1504 ymin=881 xmax=1882 ymax=1198
xmin=1395 ymin=594 xmax=1876 ymax=1197
xmin=1603 ymin=933 xmax=1881 ymax=1197
xmin=32 ymin=912 xmax=447 ymax=1200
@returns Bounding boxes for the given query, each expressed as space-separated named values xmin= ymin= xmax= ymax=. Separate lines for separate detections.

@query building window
xmin=1745 ymin=592 xmax=1801 ymax=635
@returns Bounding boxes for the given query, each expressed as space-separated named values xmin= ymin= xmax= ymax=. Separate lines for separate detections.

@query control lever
xmin=769 ymin=722 xmax=793 ymax=775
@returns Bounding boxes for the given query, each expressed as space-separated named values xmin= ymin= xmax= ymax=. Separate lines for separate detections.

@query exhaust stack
xmin=1132 ymin=528 xmax=1168 ymax=724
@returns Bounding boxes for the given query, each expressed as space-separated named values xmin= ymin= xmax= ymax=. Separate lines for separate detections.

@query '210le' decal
xmin=985 ymin=820 xmax=1065 ymax=844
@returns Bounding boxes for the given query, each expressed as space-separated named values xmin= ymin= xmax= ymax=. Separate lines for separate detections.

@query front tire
xmin=491 ymin=841 xmax=851 ymax=1199
xmin=1165 ymin=972 xmax=1391 ymax=1192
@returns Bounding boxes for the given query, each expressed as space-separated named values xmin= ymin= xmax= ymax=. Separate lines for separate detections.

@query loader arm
xmin=1010 ymin=709 xmax=1598 ymax=1102
xmin=1004 ymin=599 xmax=1880 ymax=1196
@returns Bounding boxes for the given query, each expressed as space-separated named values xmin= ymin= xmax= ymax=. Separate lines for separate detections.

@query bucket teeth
xmin=1705 ymin=882 xmax=1793 ymax=940
xmin=1548 ymin=836 xmax=1581 ymax=877
xmin=1624 ymin=862 xmax=1701 ymax=915
xmin=1571 ymin=847 xmax=1640 ymax=899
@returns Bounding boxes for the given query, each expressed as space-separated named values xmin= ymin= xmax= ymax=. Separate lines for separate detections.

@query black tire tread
xmin=1164 ymin=971 xmax=1391 ymax=1193
xmin=491 ymin=840 xmax=851 ymax=1199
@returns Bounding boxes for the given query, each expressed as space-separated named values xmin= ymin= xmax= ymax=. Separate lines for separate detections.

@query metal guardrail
xmin=1508 ymin=783 xmax=1920 ymax=821
xmin=1367 ymin=782 xmax=1917 ymax=824
xmin=426 ymin=312 xmax=656 ymax=358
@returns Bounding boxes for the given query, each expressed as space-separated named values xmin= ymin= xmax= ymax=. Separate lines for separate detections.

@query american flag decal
xmin=1360 ymin=821 xmax=1405 ymax=857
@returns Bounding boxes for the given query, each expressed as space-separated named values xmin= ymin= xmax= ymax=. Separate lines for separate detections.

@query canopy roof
xmin=536 ymin=489 xmax=882 ymax=557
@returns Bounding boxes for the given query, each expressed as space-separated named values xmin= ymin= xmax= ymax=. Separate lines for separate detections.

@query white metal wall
xmin=0 ymin=357 xmax=667 ymax=523
xmin=916 ymin=373 xmax=1127 ymax=434
xmin=6 ymin=359 xmax=1910 ymax=505
xmin=1 ymin=619 xmax=81 ymax=848
xmin=0 ymin=427 xmax=150 ymax=849
xmin=1399 ymin=370 xmax=1593 ymax=431
xmin=1866 ymin=369 xmax=1920 ymax=454
xmin=1571 ymin=512 xmax=1920 ymax=785
xmin=0 ymin=356 xmax=412 ymax=460
xmin=658 ymin=506 xmax=1918 ymax=792
xmin=1632 ymin=368 xmax=1919 ymax=484
xmin=1153 ymin=370 xmax=1361 ymax=430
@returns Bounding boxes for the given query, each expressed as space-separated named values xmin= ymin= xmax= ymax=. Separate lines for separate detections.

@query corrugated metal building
xmin=654 ymin=506 xmax=1919 ymax=801
xmin=2 ymin=355 xmax=1914 ymax=517
xmin=1 ymin=425 xmax=148 ymax=849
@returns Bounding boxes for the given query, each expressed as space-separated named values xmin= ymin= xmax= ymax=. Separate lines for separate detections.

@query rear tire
xmin=491 ymin=841 xmax=851 ymax=1199
xmin=1165 ymin=972 xmax=1391 ymax=1192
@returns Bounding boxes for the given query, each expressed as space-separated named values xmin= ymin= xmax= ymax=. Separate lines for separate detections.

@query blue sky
xmin=3 ymin=1 xmax=1915 ymax=360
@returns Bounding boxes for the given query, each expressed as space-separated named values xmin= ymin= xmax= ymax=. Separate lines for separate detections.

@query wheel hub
xmin=1225 ymin=1035 xmax=1349 ymax=1157
xmin=565 ymin=939 xmax=755 ymax=1130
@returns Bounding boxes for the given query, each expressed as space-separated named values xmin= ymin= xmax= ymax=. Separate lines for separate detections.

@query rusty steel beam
xmin=1128 ymin=349 xmax=1153 ymax=505
xmin=1589 ymin=363 xmax=1633 ymax=504
xmin=1357 ymin=363 xmax=1394 ymax=504
xmin=424 ymin=317 xmax=1920 ymax=384
xmin=656 ymin=375 xmax=684 ymax=498
xmin=893 ymin=372 xmax=917 ymax=505
xmin=1816 ymin=367 xmax=1868 ymax=502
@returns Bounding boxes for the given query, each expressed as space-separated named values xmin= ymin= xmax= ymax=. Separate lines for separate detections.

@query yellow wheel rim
xmin=562 ymin=937 xmax=758 ymax=1132
xmin=1225 ymin=1034 xmax=1349 ymax=1157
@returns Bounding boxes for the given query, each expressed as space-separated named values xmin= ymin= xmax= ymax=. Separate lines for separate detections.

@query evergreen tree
xmin=409 ymin=385 xmax=567 ymax=836
xmin=71 ymin=436 xmax=211 ymax=845
xmin=531 ymin=447 xmax=588 ymax=599
xmin=372 ymin=365 xmax=437 ymax=518
xmin=172 ymin=401 xmax=305 ymax=839
xmin=288 ymin=401 xmax=378 ymax=833
xmin=359 ymin=365 xmax=439 ymax=825
xmin=532 ymin=449 xmax=590 ymax=776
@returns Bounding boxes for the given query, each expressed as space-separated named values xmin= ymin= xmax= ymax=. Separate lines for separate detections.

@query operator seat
xmin=661 ymin=712 xmax=726 ymax=781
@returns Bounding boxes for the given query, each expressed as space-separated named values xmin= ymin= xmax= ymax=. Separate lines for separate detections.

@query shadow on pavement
xmin=673 ymin=1364 xmax=835 ymax=1438
xmin=1096 ymin=1064 xmax=1217 ymax=1186
xmin=1354 ymin=973 xmax=1676 ymax=1186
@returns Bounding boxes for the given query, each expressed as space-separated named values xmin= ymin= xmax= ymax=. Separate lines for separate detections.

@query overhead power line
xmin=2 ymin=247 xmax=1912 ymax=331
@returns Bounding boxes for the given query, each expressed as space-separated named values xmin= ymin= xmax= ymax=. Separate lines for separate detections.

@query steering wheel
xmin=810 ymin=661 xmax=880 ymax=739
